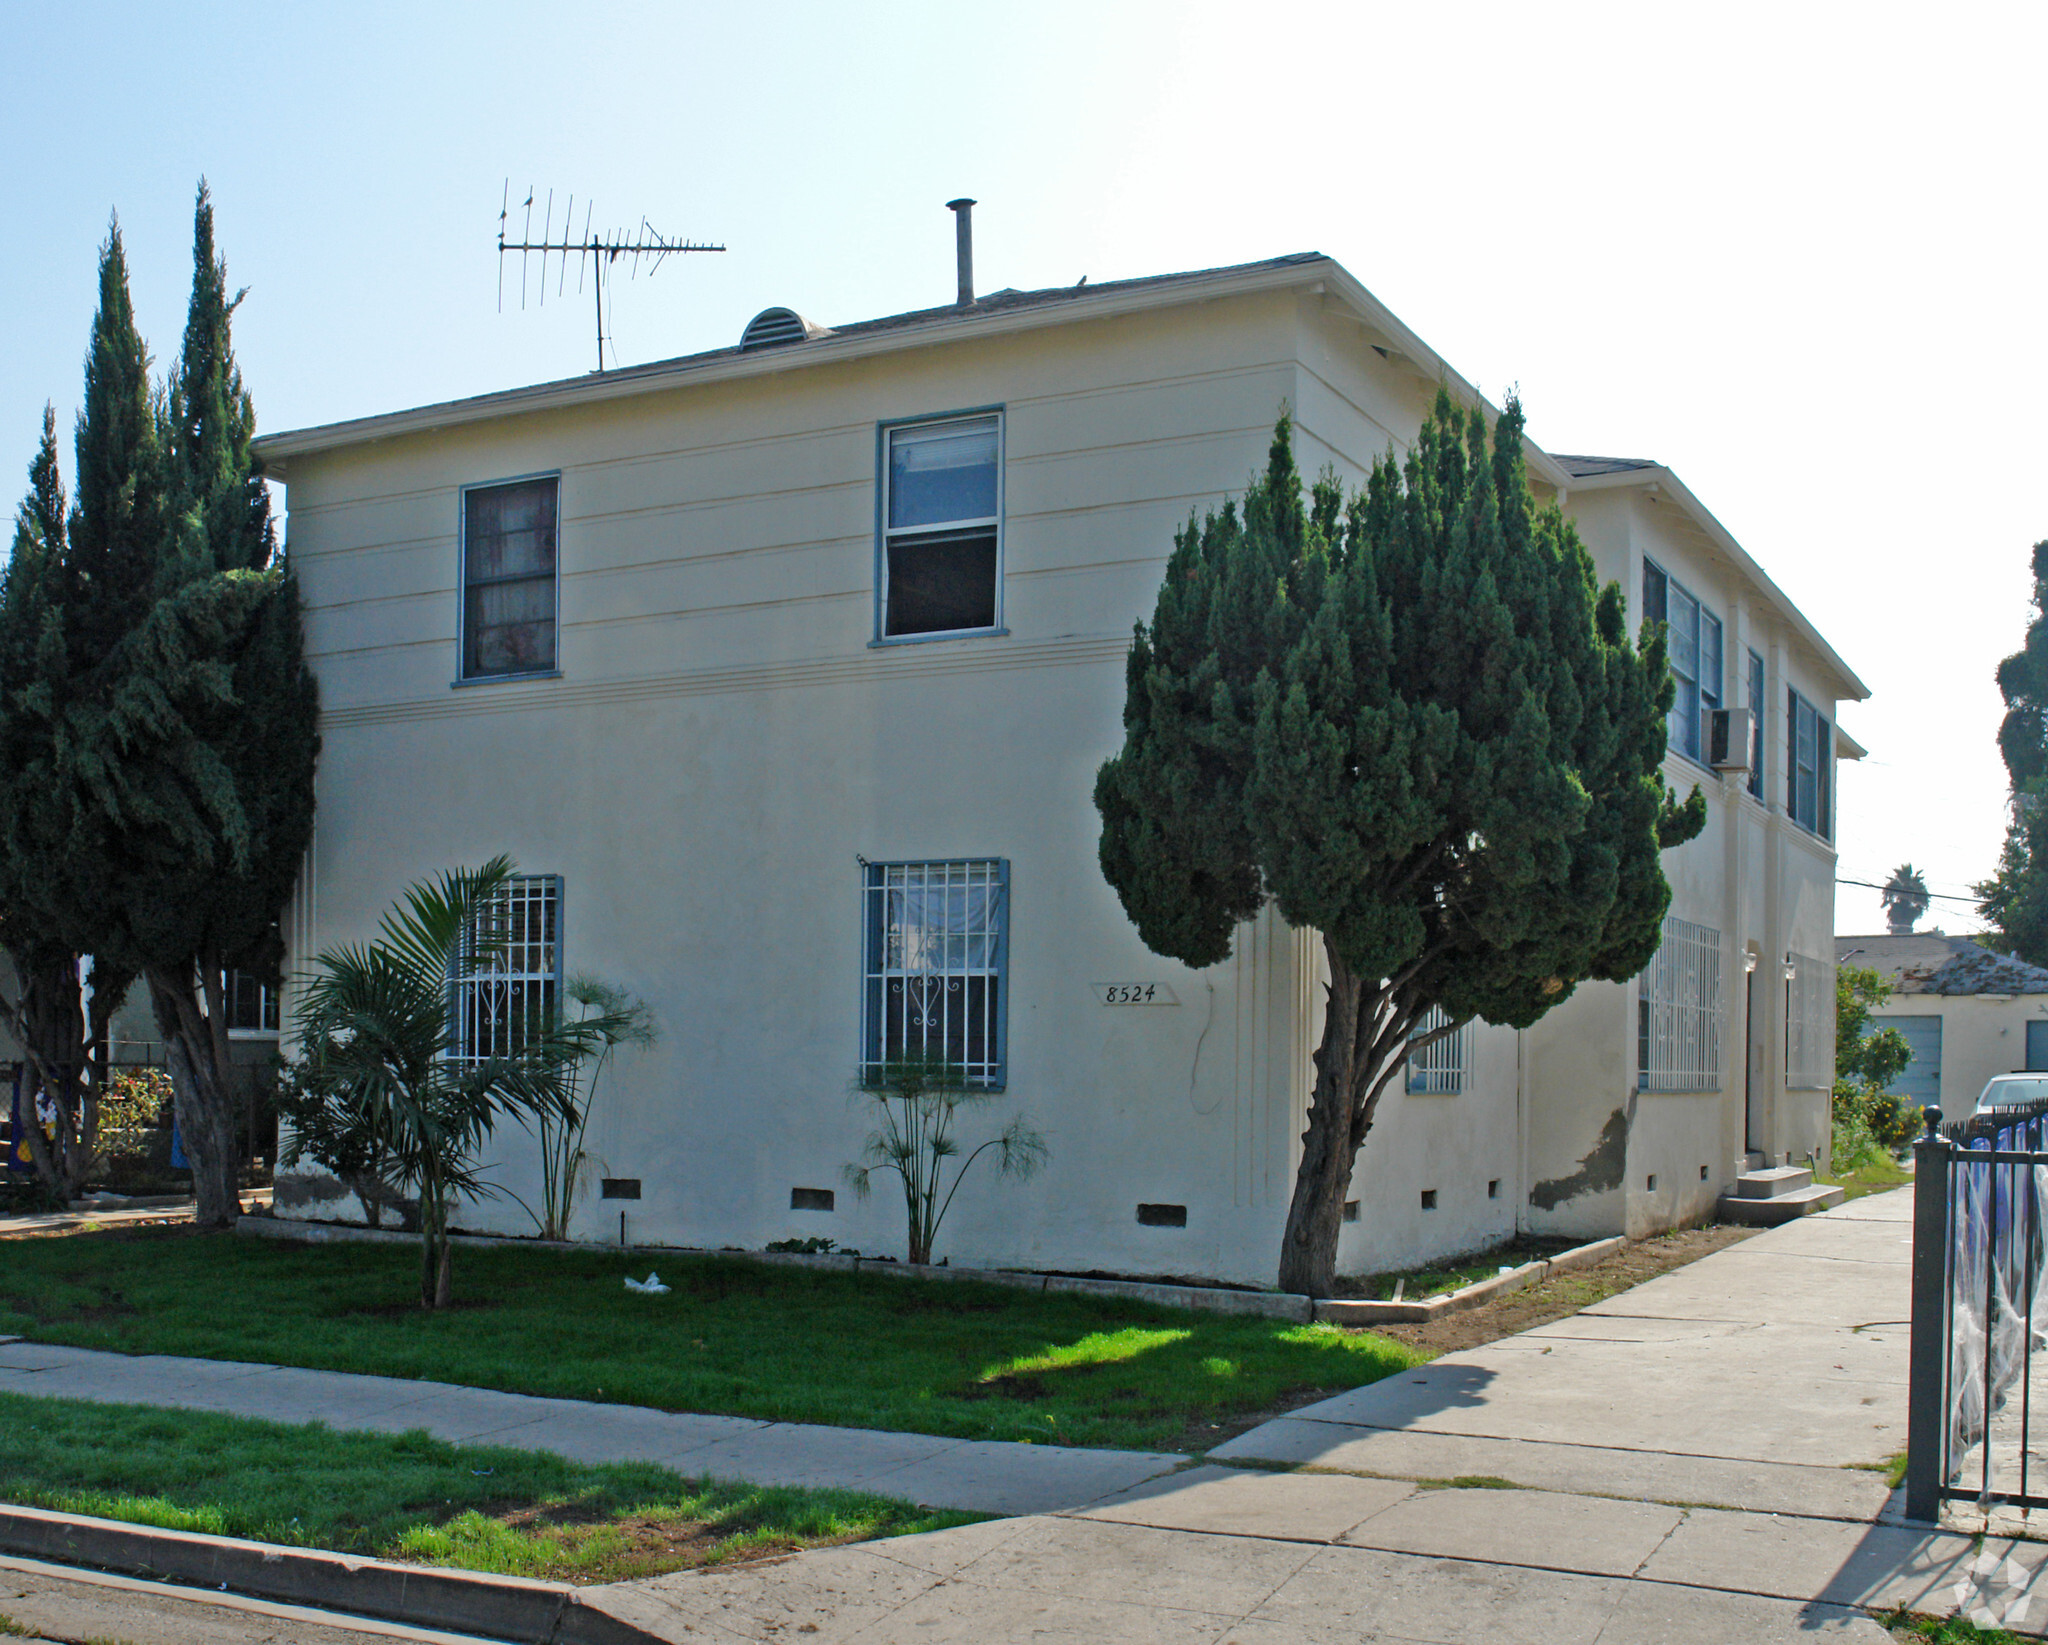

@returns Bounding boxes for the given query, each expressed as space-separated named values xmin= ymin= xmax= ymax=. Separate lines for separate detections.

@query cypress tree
xmin=1096 ymin=393 xmax=1705 ymax=1296
xmin=0 ymin=410 xmax=131 ymax=1197
xmin=0 ymin=189 xmax=319 ymax=1225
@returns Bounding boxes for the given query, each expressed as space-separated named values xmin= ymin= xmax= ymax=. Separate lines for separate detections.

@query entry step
xmin=1717 ymin=1181 xmax=1845 ymax=1225
xmin=1733 ymin=1166 xmax=1814 ymax=1198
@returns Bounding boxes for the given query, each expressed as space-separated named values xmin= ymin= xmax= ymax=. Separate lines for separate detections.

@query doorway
xmin=1744 ymin=965 xmax=1766 ymax=1155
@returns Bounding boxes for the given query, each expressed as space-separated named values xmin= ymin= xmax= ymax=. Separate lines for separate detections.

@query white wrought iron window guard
xmin=1406 ymin=1005 xmax=1468 ymax=1094
xmin=1785 ymin=950 xmax=1835 ymax=1090
xmin=449 ymin=874 xmax=562 ymax=1063
xmin=1639 ymin=914 xmax=1724 ymax=1092
xmin=861 ymin=859 xmax=1007 ymax=1087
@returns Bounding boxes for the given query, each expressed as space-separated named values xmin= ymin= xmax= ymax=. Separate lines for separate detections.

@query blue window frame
xmin=877 ymin=412 xmax=1003 ymax=641
xmin=459 ymin=474 xmax=560 ymax=681
xmin=1789 ymin=689 xmax=1832 ymax=840
xmin=861 ymin=859 xmax=1008 ymax=1087
xmin=1641 ymin=560 xmax=1721 ymax=763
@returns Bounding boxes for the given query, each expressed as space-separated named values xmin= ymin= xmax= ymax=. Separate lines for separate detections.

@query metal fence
xmin=1906 ymin=1100 xmax=2048 ymax=1521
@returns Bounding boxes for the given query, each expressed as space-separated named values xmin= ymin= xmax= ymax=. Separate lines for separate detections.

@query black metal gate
xmin=1906 ymin=1101 xmax=2048 ymax=1521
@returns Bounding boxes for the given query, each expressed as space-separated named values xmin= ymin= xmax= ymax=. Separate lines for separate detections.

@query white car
xmin=1974 ymin=1073 xmax=2048 ymax=1113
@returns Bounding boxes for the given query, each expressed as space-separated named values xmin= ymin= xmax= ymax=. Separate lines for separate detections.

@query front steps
xmin=1716 ymin=1163 xmax=1845 ymax=1225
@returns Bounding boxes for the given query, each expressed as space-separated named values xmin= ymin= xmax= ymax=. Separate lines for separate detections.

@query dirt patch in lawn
xmin=1179 ymin=1223 xmax=1758 ymax=1455
xmin=1365 ymin=1224 xmax=1756 ymax=1357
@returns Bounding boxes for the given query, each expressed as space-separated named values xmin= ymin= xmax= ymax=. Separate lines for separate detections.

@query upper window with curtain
xmin=1641 ymin=560 xmax=1721 ymax=764
xmin=461 ymin=476 xmax=558 ymax=681
xmin=880 ymin=414 xmax=1002 ymax=640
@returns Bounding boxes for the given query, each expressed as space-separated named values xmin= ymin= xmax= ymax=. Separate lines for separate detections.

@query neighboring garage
xmin=1839 ymin=933 xmax=2048 ymax=1121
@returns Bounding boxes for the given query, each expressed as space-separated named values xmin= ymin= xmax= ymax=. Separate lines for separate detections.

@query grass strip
xmin=0 ymin=1390 xmax=977 ymax=1585
xmin=0 ymin=1229 xmax=1419 ymax=1451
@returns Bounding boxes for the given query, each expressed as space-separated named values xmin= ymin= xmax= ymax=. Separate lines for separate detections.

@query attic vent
xmin=740 ymin=307 xmax=818 ymax=351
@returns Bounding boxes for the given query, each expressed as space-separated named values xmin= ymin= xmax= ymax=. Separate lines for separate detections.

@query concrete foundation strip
xmin=0 ymin=1502 xmax=660 ymax=1644
xmin=236 ymin=1216 xmax=1628 ymax=1325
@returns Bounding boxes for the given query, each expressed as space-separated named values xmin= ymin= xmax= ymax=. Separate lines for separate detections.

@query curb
xmin=1314 ymin=1236 xmax=1629 ymax=1325
xmin=235 ymin=1215 xmax=1629 ymax=1329
xmin=0 ymin=1501 xmax=662 ymax=1644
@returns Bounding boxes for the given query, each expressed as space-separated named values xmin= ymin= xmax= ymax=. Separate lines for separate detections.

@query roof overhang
xmin=1564 ymin=463 xmax=1869 ymax=703
xmin=251 ymin=254 xmax=1572 ymax=490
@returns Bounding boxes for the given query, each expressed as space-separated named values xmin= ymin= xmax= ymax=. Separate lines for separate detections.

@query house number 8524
xmin=1094 ymin=983 xmax=1178 ymax=1006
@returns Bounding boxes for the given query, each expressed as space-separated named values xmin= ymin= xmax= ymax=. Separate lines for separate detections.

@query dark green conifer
xmin=1980 ymin=544 xmax=2048 ymax=964
xmin=1096 ymin=393 xmax=1705 ymax=1295
xmin=0 ymin=188 xmax=318 ymax=1224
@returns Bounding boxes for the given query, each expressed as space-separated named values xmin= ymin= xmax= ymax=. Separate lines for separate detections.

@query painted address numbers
xmin=1093 ymin=983 xmax=1179 ymax=1007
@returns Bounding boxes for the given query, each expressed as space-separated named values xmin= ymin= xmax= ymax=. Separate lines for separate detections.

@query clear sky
xmin=2 ymin=1 xmax=2040 ymax=938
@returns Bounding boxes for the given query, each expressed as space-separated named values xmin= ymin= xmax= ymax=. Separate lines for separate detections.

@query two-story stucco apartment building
xmin=254 ymin=240 xmax=1865 ymax=1284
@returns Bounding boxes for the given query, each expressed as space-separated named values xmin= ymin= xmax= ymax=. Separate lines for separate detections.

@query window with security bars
xmin=449 ymin=875 xmax=562 ymax=1062
xmin=861 ymin=860 xmax=1008 ymax=1087
xmin=1406 ymin=1006 xmax=1468 ymax=1094
xmin=1638 ymin=915 xmax=1724 ymax=1092
xmin=1785 ymin=952 xmax=1835 ymax=1090
xmin=462 ymin=477 xmax=558 ymax=680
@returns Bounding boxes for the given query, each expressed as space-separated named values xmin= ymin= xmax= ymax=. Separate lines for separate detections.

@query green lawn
xmin=1818 ymin=1152 xmax=1912 ymax=1202
xmin=0 ymin=1390 xmax=972 ymax=1584
xmin=0 ymin=1229 xmax=1418 ymax=1450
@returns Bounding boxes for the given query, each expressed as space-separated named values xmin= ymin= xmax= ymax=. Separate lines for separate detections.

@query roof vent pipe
xmin=947 ymin=198 xmax=975 ymax=306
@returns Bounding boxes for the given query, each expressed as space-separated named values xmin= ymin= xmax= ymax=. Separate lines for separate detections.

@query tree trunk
xmin=1 ymin=953 xmax=97 ymax=1202
xmin=419 ymin=1179 xmax=452 ymax=1309
xmin=1276 ymin=940 xmax=1420 ymax=1298
xmin=148 ymin=958 xmax=241 ymax=1229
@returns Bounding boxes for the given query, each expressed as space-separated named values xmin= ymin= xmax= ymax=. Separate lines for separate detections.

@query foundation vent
xmin=1136 ymin=1203 xmax=1187 ymax=1228
xmin=790 ymin=1187 xmax=836 ymax=1212
xmin=600 ymin=1178 xmax=641 ymax=1200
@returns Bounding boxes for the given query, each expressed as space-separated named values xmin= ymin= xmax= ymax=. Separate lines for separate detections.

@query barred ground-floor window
xmin=1639 ymin=915 xmax=1724 ymax=1092
xmin=450 ymin=874 xmax=562 ymax=1062
xmin=1786 ymin=952 xmax=1835 ymax=1090
xmin=1407 ymin=1005 xmax=1469 ymax=1094
xmin=861 ymin=859 xmax=1008 ymax=1088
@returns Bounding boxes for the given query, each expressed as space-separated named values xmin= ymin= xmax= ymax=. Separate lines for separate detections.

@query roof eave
xmin=252 ymin=256 xmax=1345 ymax=480
xmin=1564 ymin=465 xmax=1868 ymax=703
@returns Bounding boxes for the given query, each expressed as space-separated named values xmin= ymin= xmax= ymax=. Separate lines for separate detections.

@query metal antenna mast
xmin=497 ymin=182 xmax=725 ymax=372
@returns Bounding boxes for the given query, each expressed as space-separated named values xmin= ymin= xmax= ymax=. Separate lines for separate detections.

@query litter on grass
xmin=625 ymin=1272 xmax=670 ymax=1295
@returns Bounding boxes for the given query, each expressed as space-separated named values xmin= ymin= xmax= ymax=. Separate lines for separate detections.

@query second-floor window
xmin=1642 ymin=560 xmax=1721 ymax=763
xmin=461 ymin=476 xmax=559 ymax=680
xmin=1789 ymin=689 xmax=1832 ymax=840
xmin=1746 ymin=649 xmax=1767 ymax=798
xmin=880 ymin=414 xmax=1002 ymax=639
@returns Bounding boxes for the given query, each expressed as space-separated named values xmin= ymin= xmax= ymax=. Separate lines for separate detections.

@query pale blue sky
xmin=3 ymin=1 xmax=2040 ymax=936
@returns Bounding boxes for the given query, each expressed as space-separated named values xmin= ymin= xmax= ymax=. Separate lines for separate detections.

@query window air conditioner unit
xmin=1706 ymin=707 xmax=1753 ymax=774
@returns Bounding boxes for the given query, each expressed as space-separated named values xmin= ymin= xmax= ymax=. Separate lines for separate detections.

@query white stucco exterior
xmin=256 ymin=253 xmax=1865 ymax=1285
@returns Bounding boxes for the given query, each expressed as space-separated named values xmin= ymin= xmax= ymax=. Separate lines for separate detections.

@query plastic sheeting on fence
xmin=1946 ymin=1106 xmax=2048 ymax=1496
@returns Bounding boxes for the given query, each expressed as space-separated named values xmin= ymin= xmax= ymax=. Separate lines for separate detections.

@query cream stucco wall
xmin=270 ymin=266 xmax=1859 ymax=1284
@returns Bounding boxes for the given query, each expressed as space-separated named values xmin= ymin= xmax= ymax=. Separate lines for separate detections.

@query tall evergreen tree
xmin=0 ymin=410 xmax=131 ymax=1197
xmin=1979 ymin=542 xmax=2048 ymax=963
xmin=1096 ymin=394 xmax=1704 ymax=1296
xmin=0 ymin=189 xmax=319 ymax=1226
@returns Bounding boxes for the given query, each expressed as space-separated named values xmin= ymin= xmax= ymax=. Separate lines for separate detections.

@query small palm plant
xmin=534 ymin=974 xmax=657 ymax=1241
xmin=280 ymin=857 xmax=629 ymax=1308
xmin=846 ymin=1053 xmax=1047 ymax=1266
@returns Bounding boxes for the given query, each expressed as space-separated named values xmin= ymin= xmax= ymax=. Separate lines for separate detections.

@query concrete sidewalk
xmin=570 ymin=1187 xmax=2048 ymax=1641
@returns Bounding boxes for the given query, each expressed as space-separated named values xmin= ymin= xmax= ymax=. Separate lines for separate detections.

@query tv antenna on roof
xmin=497 ymin=182 xmax=725 ymax=373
